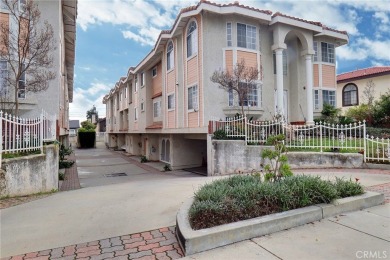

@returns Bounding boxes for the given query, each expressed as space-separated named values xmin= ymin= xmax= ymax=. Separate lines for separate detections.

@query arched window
xmin=186 ymin=21 xmax=197 ymax=58
xmin=167 ymin=41 xmax=174 ymax=71
xmin=342 ymin=83 xmax=358 ymax=106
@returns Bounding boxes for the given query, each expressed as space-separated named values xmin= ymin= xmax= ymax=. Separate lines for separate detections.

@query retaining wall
xmin=207 ymin=137 xmax=363 ymax=175
xmin=0 ymin=144 xmax=59 ymax=197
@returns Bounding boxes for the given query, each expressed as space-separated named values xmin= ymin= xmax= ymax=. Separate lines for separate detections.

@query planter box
xmin=176 ymin=191 xmax=384 ymax=256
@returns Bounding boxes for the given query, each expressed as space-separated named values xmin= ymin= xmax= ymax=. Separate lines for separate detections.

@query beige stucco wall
xmin=337 ymin=74 xmax=390 ymax=112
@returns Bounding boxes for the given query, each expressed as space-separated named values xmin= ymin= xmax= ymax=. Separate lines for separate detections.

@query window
xmin=135 ymin=76 xmax=138 ymax=92
xmin=19 ymin=0 xmax=26 ymax=11
xmin=152 ymin=67 xmax=157 ymax=77
xmin=273 ymin=50 xmax=287 ymax=75
xmin=153 ymin=101 xmax=161 ymax=118
xmin=342 ymin=84 xmax=358 ymax=106
xmin=128 ymin=83 xmax=132 ymax=104
xmin=141 ymin=102 xmax=145 ymax=111
xmin=120 ymin=92 xmax=122 ymax=101
xmin=0 ymin=60 xmax=8 ymax=96
xmin=321 ymin=42 xmax=335 ymax=63
xmin=237 ymin=23 xmax=256 ymax=50
xmin=134 ymin=107 xmax=138 ymax=120
xmin=124 ymin=87 xmax=127 ymax=98
xmin=1 ymin=0 xmax=8 ymax=9
xmin=238 ymin=82 xmax=259 ymax=107
xmin=313 ymin=41 xmax=318 ymax=62
xmin=18 ymin=63 xmax=26 ymax=99
xmin=314 ymin=90 xmax=319 ymax=110
xmin=322 ymin=90 xmax=336 ymax=107
xmin=228 ymin=89 xmax=234 ymax=106
xmin=167 ymin=41 xmax=174 ymax=71
xmin=188 ymin=85 xmax=198 ymax=110
xmin=140 ymin=72 xmax=145 ymax=87
xmin=116 ymin=94 xmax=119 ymax=110
xmin=226 ymin=23 xmax=232 ymax=47
xmin=186 ymin=21 xmax=197 ymax=58
xmin=168 ymin=94 xmax=175 ymax=110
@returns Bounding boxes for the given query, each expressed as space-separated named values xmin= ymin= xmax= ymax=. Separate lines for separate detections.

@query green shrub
xmin=163 ymin=163 xmax=172 ymax=171
xmin=59 ymin=160 xmax=74 ymax=169
xmin=366 ymin=127 xmax=390 ymax=139
xmin=140 ymin=156 xmax=148 ymax=163
xmin=372 ymin=91 xmax=390 ymax=127
xmin=189 ymin=175 xmax=364 ymax=230
xmin=213 ymin=129 xmax=227 ymax=140
xmin=59 ymin=172 xmax=65 ymax=181
xmin=345 ymin=104 xmax=371 ymax=122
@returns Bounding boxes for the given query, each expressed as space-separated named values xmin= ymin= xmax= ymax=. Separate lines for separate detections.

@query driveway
xmin=0 ymin=144 xmax=219 ymax=257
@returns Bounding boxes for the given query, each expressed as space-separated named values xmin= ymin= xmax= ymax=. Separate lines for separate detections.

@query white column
xmin=275 ymin=49 xmax=284 ymax=121
xmin=305 ymin=54 xmax=314 ymax=125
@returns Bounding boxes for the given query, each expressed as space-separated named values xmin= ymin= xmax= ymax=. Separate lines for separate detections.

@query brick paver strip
xmin=60 ymin=152 xmax=81 ymax=191
xmin=4 ymin=226 xmax=183 ymax=260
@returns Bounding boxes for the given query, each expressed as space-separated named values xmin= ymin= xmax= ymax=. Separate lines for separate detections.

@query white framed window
xmin=186 ymin=21 xmax=198 ymax=58
xmin=228 ymin=89 xmax=234 ymax=106
xmin=342 ymin=84 xmax=358 ymax=106
xmin=321 ymin=42 xmax=335 ymax=63
xmin=1 ymin=0 xmax=8 ymax=10
xmin=237 ymin=23 xmax=256 ymax=50
xmin=313 ymin=41 xmax=318 ymax=62
xmin=0 ymin=60 xmax=8 ymax=96
xmin=141 ymin=102 xmax=145 ymax=112
xmin=124 ymin=87 xmax=127 ymax=98
xmin=120 ymin=92 xmax=122 ymax=101
xmin=140 ymin=72 xmax=145 ymax=87
xmin=314 ymin=90 xmax=319 ymax=110
xmin=135 ymin=76 xmax=138 ymax=92
xmin=168 ymin=94 xmax=175 ymax=110
xmin=152 ymin=67 xmax=157 ymax=77
xmin=188 ymin=85 xmax=198 ymax=110
xmin=273 ymin=50 xmax=287 ymax=75
xmin=128 ymin=83 xmax=132 ymax=104
xmin=19 ymin=0 xmax=26 ymax=11
xmin=153 ymin=100 xmax=161 ymax=118
xmin=226 ymin=22 xmax=232 ymax=47
xmin=18 ymin=63 xmax=26 ymax=99
xmin=167 ymin=41 xmax=174 ymax=71
xmin=238 ymin=82 xmax=260 ymax=107
xmin=322 ymin=90 xmax=336 ymax=107
xmin=116 ymin=94 xmax=119 ymax=110
xmin=134 ymin=107 xmax=138 ymax=121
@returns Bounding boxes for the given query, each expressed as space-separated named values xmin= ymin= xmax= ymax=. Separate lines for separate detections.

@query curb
xmin=176 ymin=191 xmax=384 ymax=256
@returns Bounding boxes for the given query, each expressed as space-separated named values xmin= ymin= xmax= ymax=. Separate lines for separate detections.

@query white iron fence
xmin=1 ymin=110 xmax=57 ymax=167
xmin=208 ymin=117 xmax=390 ymax=163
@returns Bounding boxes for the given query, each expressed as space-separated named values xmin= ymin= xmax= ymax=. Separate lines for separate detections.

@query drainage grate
xmin=104 ymin=172 xmax=128 ymax=177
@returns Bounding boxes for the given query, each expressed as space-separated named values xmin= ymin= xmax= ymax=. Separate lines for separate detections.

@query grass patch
xmin=189 ymin=175 xmax=364 ymax=230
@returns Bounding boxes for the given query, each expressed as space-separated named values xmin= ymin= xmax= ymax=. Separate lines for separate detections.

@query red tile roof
xmin=337 ymin=67 xmax=390 ymax=82
xmin=272 ymin=12 xmax=348 ymax=35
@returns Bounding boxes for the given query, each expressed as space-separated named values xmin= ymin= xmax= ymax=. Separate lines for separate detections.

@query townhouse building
xmin=103 ymin=0 xmax=348 ymax=169
xmin=0 ymin=0 xmax=77 ymax=145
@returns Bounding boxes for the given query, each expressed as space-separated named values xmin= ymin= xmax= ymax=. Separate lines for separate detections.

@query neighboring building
xmin=96 ymin=118 xmax=106 ymax=133
xmin=337 ymin=66 xmax=390 ymax=111
xmin=69 ymin=119 xmax=80 ymax=136
xmin=0 ymin=0 xmax=77 ymax=145
xmin=103 ymin=0 xmax=348 ymax=169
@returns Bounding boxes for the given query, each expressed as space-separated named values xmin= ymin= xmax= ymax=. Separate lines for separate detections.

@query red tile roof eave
xmin=337 ymin=67 xmax=390 ymax=82
xmin=337 ymin=71 xmax=390 ymax=83
xmin=272 ymin=12 xmax=348 ymax=35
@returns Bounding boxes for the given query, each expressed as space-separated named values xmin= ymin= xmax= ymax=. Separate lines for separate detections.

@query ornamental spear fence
xmin=0 ymin=110 xmax=56 ymax=168
xmin=208 ymin=116 xmax=390 ymax=163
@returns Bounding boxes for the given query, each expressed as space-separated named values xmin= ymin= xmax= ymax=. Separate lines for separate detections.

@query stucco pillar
xmin=275 ymin=48 xmax=284 ymax=121
xmin=305 ymin=54 xmax=314 ymax=125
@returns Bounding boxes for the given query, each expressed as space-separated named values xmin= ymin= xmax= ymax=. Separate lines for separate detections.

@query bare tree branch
xmin=210 ymin=59 xmax=259 ymax=116
xmin=0 ymin=0 xmax=56 ymax=116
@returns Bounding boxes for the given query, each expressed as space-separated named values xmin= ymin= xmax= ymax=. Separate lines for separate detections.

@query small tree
xmin=261 ymin=134 xmax=293 ymax=182
xmin=363 ymin=80 xmax=376 ymax=106
xmin=0 ymin=0 xmax=56 ymax=115
xmin=86 ymin=105 xmax=98 ymax=121
xmin=79 ymin=120 xmax=96 ymax=132
xmin=372 ymin=91 xmax=390 ymax=127
xmin=211 ymin=60 xmax=259 ymax=116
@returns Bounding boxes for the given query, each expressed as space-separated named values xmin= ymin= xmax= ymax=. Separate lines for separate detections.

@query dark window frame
xmin=342 ymin=83 xmax=359 ymax=107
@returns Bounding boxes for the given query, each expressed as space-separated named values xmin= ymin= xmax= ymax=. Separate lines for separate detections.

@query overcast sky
xmin=69 ymin=0 xmax=390 ymax=122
